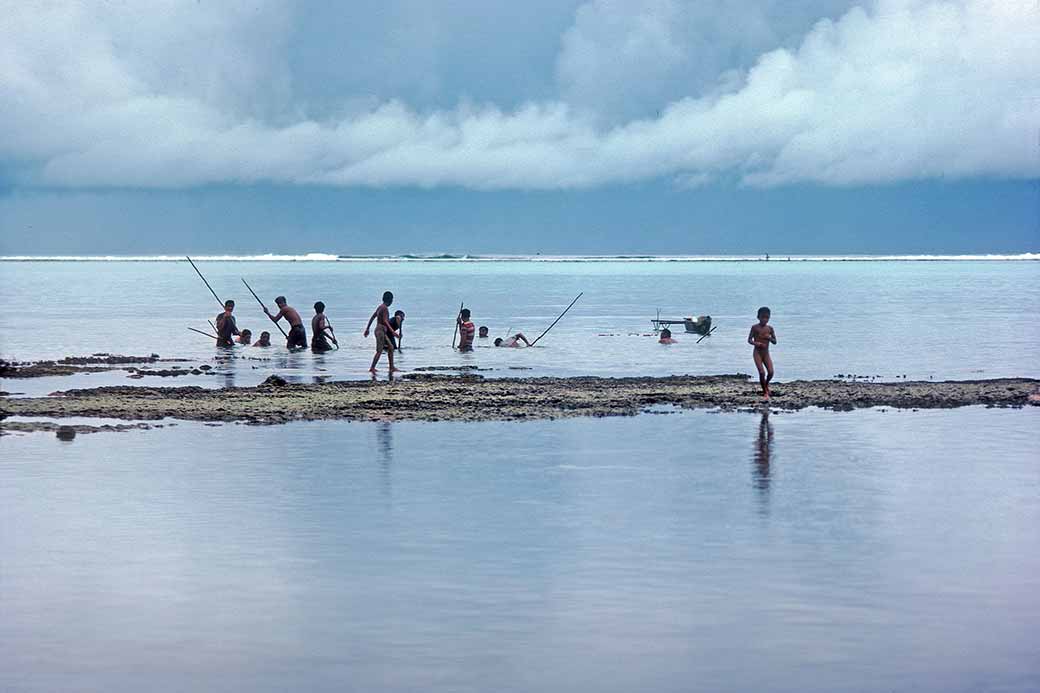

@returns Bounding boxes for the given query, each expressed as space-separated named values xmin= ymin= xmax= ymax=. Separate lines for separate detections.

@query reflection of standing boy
xmin=364 ymin=291 xmax=400 ymax=372
xmin=456 ymin=309 xmax=475 ymax=351
xmin=748 ymin=306 xmax=777 ymax=399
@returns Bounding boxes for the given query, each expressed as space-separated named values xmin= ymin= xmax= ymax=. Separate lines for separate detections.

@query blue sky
xmin=0 ymin=0 xmax=1037 ymax=254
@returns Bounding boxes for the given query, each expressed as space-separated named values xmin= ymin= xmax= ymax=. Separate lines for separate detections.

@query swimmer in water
xmin=494 ymin=333 xmax=532 ymax=348
xmin=748 ymin=306 xmax=777 ymax=399
xmin=658 ymin=328 xmax=677 ymax=344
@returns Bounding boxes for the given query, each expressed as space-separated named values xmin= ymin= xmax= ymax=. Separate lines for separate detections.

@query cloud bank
xmin=1 ymin=0 xmax=1037 ymax=190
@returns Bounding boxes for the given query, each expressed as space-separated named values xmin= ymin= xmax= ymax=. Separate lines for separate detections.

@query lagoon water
xmin=1 ymin=258 xmax=1038 ymax=395
xmin=2 ymin=258 xmax=1039 ymax=691
xmin=2 ymin=407 xmax=1039 ymax=692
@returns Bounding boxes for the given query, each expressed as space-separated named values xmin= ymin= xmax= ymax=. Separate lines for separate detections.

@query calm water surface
xmin=1 ymin=260 xmax=1038 ymax=395
xmin=2 ymin=407 xmax=1038 ymax=692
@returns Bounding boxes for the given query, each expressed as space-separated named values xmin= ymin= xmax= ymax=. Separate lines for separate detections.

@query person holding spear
xmin=267 ymin=296 xmax=308 ymax=350
xmin=214 ymin=300 xmax=240 ymax=348
xmin=310 ymin=301 xmax=338 ymax=353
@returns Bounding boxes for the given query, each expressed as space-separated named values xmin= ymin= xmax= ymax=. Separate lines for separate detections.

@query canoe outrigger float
xmin=651 ymin=312 xmax=717 ymax=341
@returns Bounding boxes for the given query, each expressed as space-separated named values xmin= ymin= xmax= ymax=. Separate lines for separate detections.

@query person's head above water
xmin=757 ymin=306 xmax=771 ymax=323
xmin=224 ymin=299 xmax=235 ymax=312
xmin=239 ymin=329 xmax=252 ymax=343
xmin=493 ymin=337 xmax=503 ymax=346
xmin=394 ymin=310 xmax=405 ymax=319
xmin=460 ymin=308 xmax=471 ymax=321
xmin=257 ymin=331 xmax=271 ymax=345
xmin=382 ymin=291 xmax=394 ymax=305
xmin=275 ymin=296 xmax=287 ymax=307
xmin=478 ymin=326 xmax=489 ymax=338
xmin=314 ymin=301 xmax=325 ymax=314
xmin=661 ymin=328 xmax=671 ymax=338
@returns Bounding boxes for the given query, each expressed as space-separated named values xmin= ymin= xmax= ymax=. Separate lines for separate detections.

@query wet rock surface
xmin=1 ymin=375 xmax=1036 ymax=425
xmin=1 ymin=354 xmax=205 ymax=379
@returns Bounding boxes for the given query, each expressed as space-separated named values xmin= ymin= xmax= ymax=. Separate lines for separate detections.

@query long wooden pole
xmin=186 ymin=256 xmax=223 ymax=307
xmin=325 ymin=318 xmax=339 ymax=350
xmin=187 ymin=326 xmax=218 ymax=340
xmin=241 ymin=278 xmax=289 ymax=338
xmin=530 ymin=292 xmax=583 ymax=346
xmin=451 ymin=302 xmax=464 ymax=349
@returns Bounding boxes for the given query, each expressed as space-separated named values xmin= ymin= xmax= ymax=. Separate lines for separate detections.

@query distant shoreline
xmin=1 ymin=254 xmax=1037 ymax=263
xmin=2 ymin=375 xmax=1036 ymax=427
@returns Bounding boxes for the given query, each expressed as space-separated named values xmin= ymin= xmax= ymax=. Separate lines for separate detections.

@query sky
xmin=0 ymin=0 xmax=1037 ymax=255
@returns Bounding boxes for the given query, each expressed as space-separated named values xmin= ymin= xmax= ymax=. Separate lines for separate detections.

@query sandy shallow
xmin=1 ymin=374 xmax=1036 ymax=427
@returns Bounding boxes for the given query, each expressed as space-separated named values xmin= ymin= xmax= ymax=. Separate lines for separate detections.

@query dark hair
xmin=260 ymin=331 xmax=270 ymax=338
xmin=478 ymin=325 xmax=488 ymax=333
xmin=661 ymin=328 xmax=671 ymax=338
xmin=394 ymin=310 xmax=405 ymax=318
xmin=224 ymin=300 xmax=235 ymax=309
xmin=494 ymin=337 xmax=503 ymax=346
xmin=382 ymin=291 xmax=394 ymax=303
xmin=275 ymin=296 xmax=286 ymax=305
xmin=757 ymin=306 xmax=771 ymax=318
xmin=240 ymin=329 xmax=252 ymax=337
xmin=314 ymin=301 xmax=325 ymax=313
xmin=460 ymin=308 xmax=471 ymax=320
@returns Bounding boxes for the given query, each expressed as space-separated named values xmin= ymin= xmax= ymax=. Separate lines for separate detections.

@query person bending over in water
xmin=748 ymin=306 xmax=777 ymax=399
xmin=311 ymin=301 xmax=338 ymax=353
xmin=494 ymin=333 xmax=532 ymax=348
xmin=388 ymin=310 xmax=405 ymax=350
xmin=253 ymin=331 xmax=272 ymax=347
xmin=364 ymin=291 xmax=400 ymax=372
xmin=236 ymin=329 xmax=252 ymax=345
xmin=658 ymin=328 xmax=677 ymax=344
xmin=478 ymin=326 xmax=489 ymax=339
xmin=456 ymin=309 xmax=475 ymax=351
xmin=266 ymin=296 xmax=307 ymax=350
xmin=215 ymin=300 xmax=240 ymax=347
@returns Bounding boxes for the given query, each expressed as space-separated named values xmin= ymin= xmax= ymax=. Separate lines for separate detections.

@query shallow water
xmin=2 ymin=259 xmax=1038 ymax=395
xmin=2 ymin=407 xmax=1038 ymax=692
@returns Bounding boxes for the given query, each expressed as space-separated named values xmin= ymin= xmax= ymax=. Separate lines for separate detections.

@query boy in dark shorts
xmin=266 ymin=296 xmax=307 ymax=350
xmin=456 ymin=309 xmax=475 ymax=351
xmin=748 ymin=306 xmax=777 ymax=399
xmin=364 ymin=291 xmax=400 ymax=372
xmin=214 ymin=300 xmax=239 ymax=347
xmin=311 ymin=301 xmax=337 ymax=352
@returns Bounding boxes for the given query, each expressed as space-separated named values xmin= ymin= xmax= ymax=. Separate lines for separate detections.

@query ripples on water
xmin=2 ymin=407 xmax=1038 ymax=692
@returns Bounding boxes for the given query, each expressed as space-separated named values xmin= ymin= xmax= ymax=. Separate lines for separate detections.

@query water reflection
xmin=752 ymin=408 xmax=773 ymax=499
xmin=376 ymin=421 xmax=393 ymax=500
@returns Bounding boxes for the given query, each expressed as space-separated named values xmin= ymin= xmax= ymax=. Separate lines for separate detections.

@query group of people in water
xmin=211 ymin=291 xmax=778 ymax=399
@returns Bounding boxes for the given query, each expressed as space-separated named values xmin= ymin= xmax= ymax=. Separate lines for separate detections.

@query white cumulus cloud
xmin=0 ymin=0 xmax=1036 ymax=190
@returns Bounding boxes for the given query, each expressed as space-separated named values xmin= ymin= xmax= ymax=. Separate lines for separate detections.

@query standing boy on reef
xmin=311 ymin=301 xmax=337 ymax=353
xmin=266 ymin=296 xmax=307 ymax=350
xmin=364 ymin=291 xmax=400 ymax=372
xmin=215 ymin=300 xmax=240 ymax=347
xmin=748 ymin=306 xmax=777 ymax=399
xmin=456 ymin=308 xmax=475 ymax=351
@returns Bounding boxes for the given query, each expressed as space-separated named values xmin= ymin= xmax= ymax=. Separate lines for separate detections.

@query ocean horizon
xmin=1 ymin=253 xmax=1037 ymax=262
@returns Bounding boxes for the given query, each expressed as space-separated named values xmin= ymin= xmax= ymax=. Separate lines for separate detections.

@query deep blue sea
xmin=2 ymin=258 xmax=1039 ymax=692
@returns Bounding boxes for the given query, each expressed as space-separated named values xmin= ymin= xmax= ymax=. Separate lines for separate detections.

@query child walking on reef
xmin=364 ymin=291 xmax=400 ymax=373
xmin=748 ymin=306 xmax=777 ymax=399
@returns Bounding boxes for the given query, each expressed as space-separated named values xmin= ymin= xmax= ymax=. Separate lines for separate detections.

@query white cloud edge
xmin=1 ymin=0 xmax=1038 ymax=190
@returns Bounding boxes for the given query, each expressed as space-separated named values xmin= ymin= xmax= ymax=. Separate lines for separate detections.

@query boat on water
xmin=651 ymin=314 xmax=713 ymax=336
